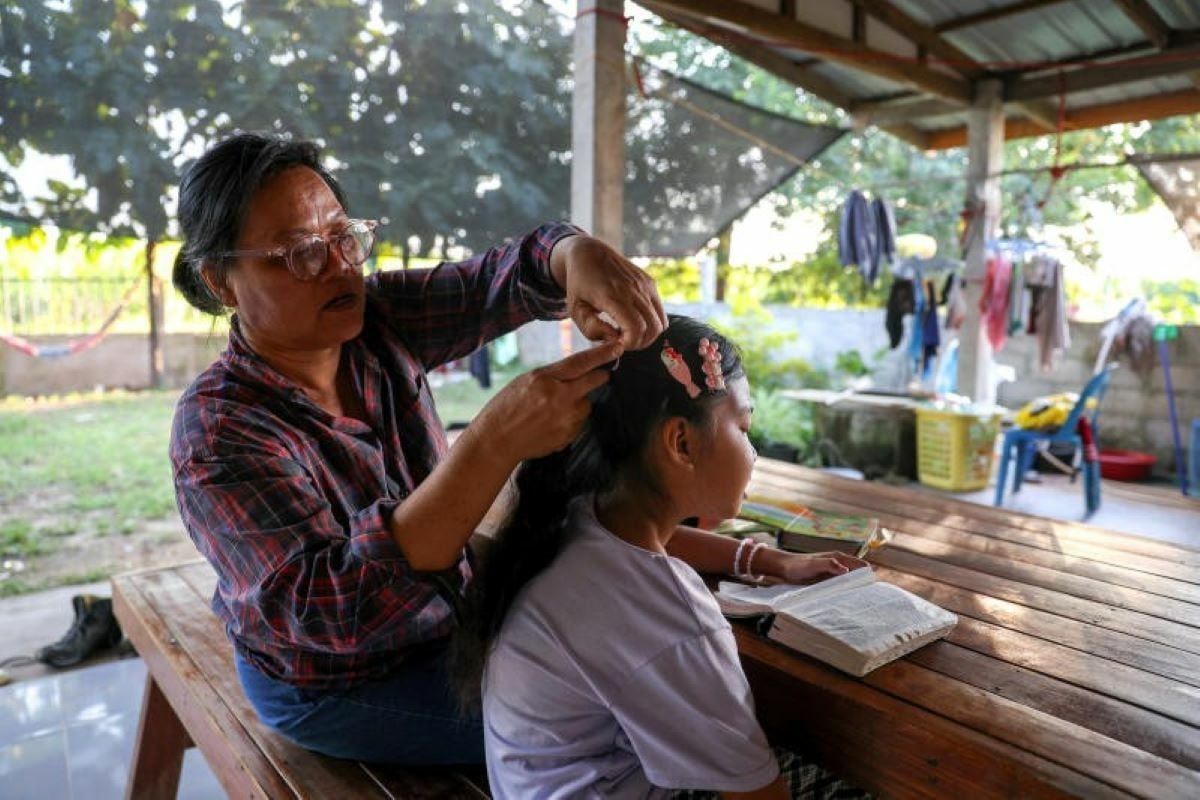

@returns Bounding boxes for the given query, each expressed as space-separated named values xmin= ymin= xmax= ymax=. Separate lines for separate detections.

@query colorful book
xmin=736 ymin=496 xmax=888 ymax=558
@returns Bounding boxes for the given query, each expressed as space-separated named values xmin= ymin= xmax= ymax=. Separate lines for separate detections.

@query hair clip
xmin=699 ymin=338 xmax=725 ymax=392
xmin=661 ymin=341 xmax=701 ymax=398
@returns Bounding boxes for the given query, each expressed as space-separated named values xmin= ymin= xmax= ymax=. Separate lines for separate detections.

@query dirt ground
xmin=1 ymin=500 xmax=201 ymax=596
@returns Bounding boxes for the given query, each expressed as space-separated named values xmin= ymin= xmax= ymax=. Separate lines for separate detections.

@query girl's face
xmin=690 ymin=376 xmax=755 ymax=522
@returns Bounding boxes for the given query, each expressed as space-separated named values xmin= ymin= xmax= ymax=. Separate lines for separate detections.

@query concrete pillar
xmin=956 ymin=79 xmax=1004 ymax=404
xmin=571 ymin=0 xmax=625 ymax=249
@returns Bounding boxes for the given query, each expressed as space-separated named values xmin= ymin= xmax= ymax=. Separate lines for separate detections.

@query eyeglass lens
xmin=289 ymin=222 xmax=375 ymax=279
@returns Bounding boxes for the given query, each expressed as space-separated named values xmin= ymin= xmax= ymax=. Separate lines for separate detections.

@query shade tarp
xmin=1 ymin=0 xmax=841 ymax=258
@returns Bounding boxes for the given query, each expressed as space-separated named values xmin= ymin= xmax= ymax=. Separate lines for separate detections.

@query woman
xmin=169 ymin=131 xmax=665 ymax=765
xmin=452 ymin=316 xmax=868 ymax=798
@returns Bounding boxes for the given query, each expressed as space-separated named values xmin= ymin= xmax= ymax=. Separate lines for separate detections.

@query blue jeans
xmin=235 ymin=641 xmax=484 ymax=765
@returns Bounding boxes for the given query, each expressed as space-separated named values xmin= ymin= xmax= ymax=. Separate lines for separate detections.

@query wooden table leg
xmin=126 ymin=672 xmax=192 ymax=800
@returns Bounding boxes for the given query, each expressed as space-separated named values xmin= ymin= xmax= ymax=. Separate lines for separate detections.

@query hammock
xmin=0 ymin=273 xmax=146 ymax=359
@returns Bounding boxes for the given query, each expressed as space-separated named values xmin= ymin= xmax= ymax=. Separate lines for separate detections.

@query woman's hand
xmin=551 ymin=234 xmax=667 ymax=350
xmin=469 ymin=340 xmax=621 ymax=464
xmin=758 ymin=549 xmax=871 ymax=586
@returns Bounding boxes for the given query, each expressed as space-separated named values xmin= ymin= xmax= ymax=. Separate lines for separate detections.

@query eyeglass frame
xmin=214 ymin=218 xmax=380 ymax=281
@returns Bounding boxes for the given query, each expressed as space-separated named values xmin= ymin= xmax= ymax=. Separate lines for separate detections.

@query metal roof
xmin=640 ymin=0 xmax=1200 ymax=150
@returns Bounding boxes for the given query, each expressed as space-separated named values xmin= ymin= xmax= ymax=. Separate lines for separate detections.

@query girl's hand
xmin=761 ymin=550 xmax=871 ymax=586
xmin=469 ymin=341 xmax=621 ymax=464
xmin=552 ymin=235 xmax=667 ymax=350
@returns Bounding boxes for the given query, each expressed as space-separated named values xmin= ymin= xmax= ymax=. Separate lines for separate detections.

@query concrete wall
xmin=0 ymin=333 xmax=225 ymax=396
xmin=519 ymin=304 xmax=1200 ymax=476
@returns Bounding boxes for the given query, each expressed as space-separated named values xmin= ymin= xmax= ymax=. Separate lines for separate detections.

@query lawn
xmin=0 ymin=372 xmax=509 ymax=596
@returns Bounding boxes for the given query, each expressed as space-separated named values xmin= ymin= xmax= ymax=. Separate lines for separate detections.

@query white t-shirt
xmin=483 ymin=496 xmax=779 ymax=799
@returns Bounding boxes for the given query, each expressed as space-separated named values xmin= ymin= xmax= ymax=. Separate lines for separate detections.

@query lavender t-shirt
xmin=483 ymin=497 xmax=779 ymax=799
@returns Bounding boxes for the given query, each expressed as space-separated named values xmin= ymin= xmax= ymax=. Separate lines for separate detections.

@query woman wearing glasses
xmin=168 ymin=132 xmax=666 ymax=764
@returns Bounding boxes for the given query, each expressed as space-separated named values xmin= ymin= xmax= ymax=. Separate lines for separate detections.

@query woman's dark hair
xmin=449 ymin=315 xmax=745 ymax=708
xmin=171 ymin=131 xmax=348 ymax=314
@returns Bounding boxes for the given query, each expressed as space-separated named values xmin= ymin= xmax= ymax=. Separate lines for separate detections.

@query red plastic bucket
xmin=1098 ymin=449 xmax=1156 ymax=481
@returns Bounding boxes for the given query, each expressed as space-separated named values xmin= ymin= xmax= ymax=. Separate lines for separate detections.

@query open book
xmin=715 ymin=568 xmax=957 ymax=677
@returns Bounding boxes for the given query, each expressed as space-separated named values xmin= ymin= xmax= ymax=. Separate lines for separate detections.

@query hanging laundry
xmin=1007 ymin=258 xmax=1026 ymax=336
xmin=885 ymin=279 xmax=916 ymax=349
xmin=1030 ymin=256 xmax=1070 ymax=372
xmin=838 ymin=190 xmax=895 ymax=288
xmin=978 ymin=255 xmax=1013 ymax=352
xmin=907 ymin=277 xmax=926 ymax=369
xmin=921 ymin=279 xmax=941 ymax=378
xmin=941 ymin=273 xmax=967 ymax=330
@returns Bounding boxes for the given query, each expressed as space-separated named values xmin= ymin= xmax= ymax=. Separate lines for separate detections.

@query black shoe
xmin=35 ymin=594 xmax=124 ymax=669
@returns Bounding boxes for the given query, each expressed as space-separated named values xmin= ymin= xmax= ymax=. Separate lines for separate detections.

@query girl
xmin=452 ymin=316 xmax=868 ymax=798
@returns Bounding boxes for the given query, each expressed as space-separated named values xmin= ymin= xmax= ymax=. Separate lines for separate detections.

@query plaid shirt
xmin=171 ymin=222 xmax=576 ymax=689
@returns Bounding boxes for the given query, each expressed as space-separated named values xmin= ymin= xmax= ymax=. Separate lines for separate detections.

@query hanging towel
xmin=978 ymin=255 xmax=1013 ymax=352
xmin=839 ymin=190 xmax=878 ymax=286
xmin=921 ymin=279 xmax=941 ymax=378
xmin=942 ymin=273 xmax=967 ymax=330
xmin=1032 ymin=256 xmax=1070 ymax=372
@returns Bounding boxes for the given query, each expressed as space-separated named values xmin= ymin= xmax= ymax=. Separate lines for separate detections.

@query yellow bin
xmin=915 ymin=406 xmax=1003 ymax=492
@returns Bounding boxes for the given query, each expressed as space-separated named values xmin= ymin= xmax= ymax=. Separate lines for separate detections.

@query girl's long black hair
xmin=449 ymin=315 xmax=745 ymax=708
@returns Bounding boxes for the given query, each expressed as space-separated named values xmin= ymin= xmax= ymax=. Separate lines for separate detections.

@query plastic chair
xmin=993 ymin=363 xmax=1117 ymax=517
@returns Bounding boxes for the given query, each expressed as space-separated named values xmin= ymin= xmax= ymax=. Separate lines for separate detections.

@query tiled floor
xmin=0 ymin=657 xmax=224 ymax=799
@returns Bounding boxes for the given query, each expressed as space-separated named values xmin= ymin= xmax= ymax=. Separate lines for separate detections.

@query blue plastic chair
xmin=993 ymin=363 xmax=1117 ymax=517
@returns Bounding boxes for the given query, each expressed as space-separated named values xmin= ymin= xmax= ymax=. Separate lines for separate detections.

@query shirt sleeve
xmin=174 ymin=436 xmax=462 ymax=657
xmin=607 ymin=629 xmax=780 ymax=793
xmin=367 ymin=220 xmax=579 ymax=370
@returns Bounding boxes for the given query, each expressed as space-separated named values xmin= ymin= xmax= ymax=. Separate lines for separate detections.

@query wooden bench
xmin=111 ymin=561 xmax=489 ymax=799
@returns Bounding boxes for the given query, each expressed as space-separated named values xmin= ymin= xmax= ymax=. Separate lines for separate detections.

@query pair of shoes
xmin=35 ymin=594 xmax=124 ymax=669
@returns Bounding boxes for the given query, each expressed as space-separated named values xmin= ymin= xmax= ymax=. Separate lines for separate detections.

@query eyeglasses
xmin=218 ymin=219 xmax=379 ymax=281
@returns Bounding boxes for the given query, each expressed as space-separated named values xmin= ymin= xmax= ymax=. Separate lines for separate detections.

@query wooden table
xmin=742 ymin=459 xmax=1200 ymax=799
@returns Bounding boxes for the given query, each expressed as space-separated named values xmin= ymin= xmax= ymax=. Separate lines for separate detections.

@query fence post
xmin=146 ymin=240 xmax=164 ymax=389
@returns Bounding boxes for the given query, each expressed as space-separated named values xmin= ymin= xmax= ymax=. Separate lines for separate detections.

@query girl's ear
xmin=659 ymin=416 xmax=697 ymax=469
xmin=201 ymin=263 xmax=237 ymax=307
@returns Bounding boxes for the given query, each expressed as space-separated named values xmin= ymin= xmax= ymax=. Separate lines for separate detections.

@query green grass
xmin=0 ymin=371 xmax=509 ymax=596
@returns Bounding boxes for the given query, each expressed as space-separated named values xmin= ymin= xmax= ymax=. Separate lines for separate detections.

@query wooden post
xmin=126 ymin=674 xmax=190 ymax=800
xmin=146 ymin=240 xmax=164 ymax=389
xmin=956 ymin=80 xmax=1004 ymax=404
xmin=571 ymin=0 xmax=626 ymax=250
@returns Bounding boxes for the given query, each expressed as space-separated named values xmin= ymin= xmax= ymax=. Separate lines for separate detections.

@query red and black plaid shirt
xmin=170 ymin=222 xmax=576 ymax=689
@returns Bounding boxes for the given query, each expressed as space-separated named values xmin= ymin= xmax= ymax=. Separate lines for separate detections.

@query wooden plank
xmin=1110 ymin=0 xmax=1173 ymax=50
xmin=749 ymin=472 xmax=1200 ymax=588
xmin=936 ymin=615 xmax=1200 ymax=728
xmin=641 ymin=0 xmax=972 ymax=104
xmin=860 ymin=654 xmax=1200 ymax=798
xmin=112 ymin=571 xmax=296 ymax=799
xmin=125 ymin=673 xmax=191 ymax=800
xmin=172 ymin=562 xmax=489 ymax=799
xmin=905 ymin=642 xmax=1200 ymax=770
xmin=736 ymin=631 xmax=1131 ymax=799
xmin=925 ymin=90 xmax=1200 ymax=149
xmin=886 ymin=533 xmax=1200 ymax=624
xmin=753 ymin=459 xmax=1200 ymax=567
xmin=875 ymin=566 xmax=1200 ymax=689
xmin=870 ymin=548 xmax=1200 ymax=655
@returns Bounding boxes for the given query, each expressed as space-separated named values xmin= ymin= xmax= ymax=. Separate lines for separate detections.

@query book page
xmin=780 ymin=582 xmax=957 ymax=660
xmin=715 ymin=567 xmax=877 ymax=617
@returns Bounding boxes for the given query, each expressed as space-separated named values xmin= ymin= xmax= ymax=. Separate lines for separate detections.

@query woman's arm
xmin=389 ymin=341 xmax=619 ymax=570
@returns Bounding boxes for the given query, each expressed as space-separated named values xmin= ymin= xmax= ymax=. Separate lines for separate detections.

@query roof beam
xmin=1007 ymin=41 xmax=1200 ymax=100
xmin=640 ymin=0 xmax=972 ymax=104
xmin=1111 ymin=0 xmax=1172 ymax=49
xmin=680 ymin=17 xmax=931 ymax=149
xmin=933 ymin=0 xmax=1070 ymax=34
xmin=925 ymin=89 xmax=1200 ymax=149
